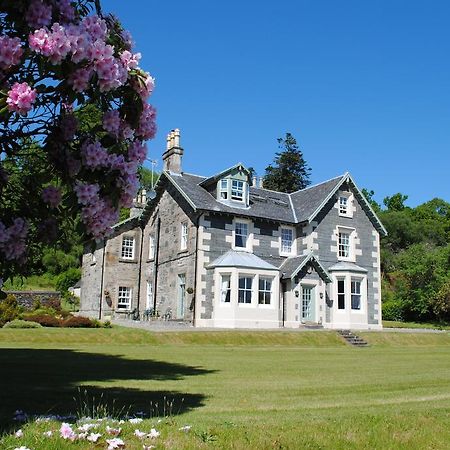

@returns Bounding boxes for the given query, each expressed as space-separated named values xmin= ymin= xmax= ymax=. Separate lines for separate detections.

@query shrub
xmin=0 ymin=294 xmax=20 ymax=327
xmin=62 ymin=316 xmax=98 ymax=328
xmin=23 ymin=314 xmax=62 ymax=327
xmin=3 ymin=319 xmax=42 ymax=329
xmin=382 ymin=299 xmax=405 ymax=322
xmin=56 ymin=268 xmax=81 ymax=294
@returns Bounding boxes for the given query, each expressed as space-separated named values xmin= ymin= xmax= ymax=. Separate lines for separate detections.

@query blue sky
xmin=105 ymin=0 xmax=450 ymax=206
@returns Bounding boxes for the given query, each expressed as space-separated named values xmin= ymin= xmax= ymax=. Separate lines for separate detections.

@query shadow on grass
xmin=0 ymin=349 xmax=214 ymax=432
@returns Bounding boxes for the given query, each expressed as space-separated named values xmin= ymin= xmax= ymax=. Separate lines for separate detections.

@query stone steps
xmin=337 ymin=329 xmax=369 ymax=347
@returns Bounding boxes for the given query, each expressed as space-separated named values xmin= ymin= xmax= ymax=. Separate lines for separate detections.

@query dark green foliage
xmin=56 ymin=268 xmax=81 ymax=293
xmin=263 ymin=133 xmax=311 ymax=193
xmin=0 ymin=294 xmax=20 ymax=327
xmin=379 ymin=193 xmax=450 ymax=324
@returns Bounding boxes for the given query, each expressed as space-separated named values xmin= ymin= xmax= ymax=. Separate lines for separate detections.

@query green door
xmin=301 ymin=286 xmax=315 ymax=322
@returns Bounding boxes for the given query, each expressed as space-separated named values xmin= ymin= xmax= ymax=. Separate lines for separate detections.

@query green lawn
xmin=0 ymin=328 xmax=450 ymax=449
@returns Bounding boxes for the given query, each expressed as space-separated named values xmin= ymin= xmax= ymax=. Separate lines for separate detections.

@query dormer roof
xmin=199 ymin=162 xmax=251 ymax=187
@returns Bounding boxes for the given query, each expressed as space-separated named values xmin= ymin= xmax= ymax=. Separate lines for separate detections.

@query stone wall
xmin=6 ymin=291 xmax=61 ymax=310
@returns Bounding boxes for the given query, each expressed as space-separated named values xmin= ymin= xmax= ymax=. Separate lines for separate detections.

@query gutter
xmin=192 ymin=213 xmax=201 ymax=327
xmin=136 ymin=225 xmax=145 ymax=315
xmin=153 ymin=217 xmax=161 ymax=311
xmin=99 ymin=239 xmax=106 ymax=320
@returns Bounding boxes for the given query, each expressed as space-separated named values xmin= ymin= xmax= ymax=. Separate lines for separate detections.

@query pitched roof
xmin=207 ymin=250 xmax=278 ymax=270
xmin=327 ymin=261 xmax=368 ymax=273
xmin=136 ymin=166 xmax=387 ymax=236
xmin=279 ymin=252 xmax=332 ymax=283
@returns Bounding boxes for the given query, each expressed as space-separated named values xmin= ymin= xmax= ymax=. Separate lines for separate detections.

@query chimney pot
xmin=162 ymin=128 xmax=183 ymax=174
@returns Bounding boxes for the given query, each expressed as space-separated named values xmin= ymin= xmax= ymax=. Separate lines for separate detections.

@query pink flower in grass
xmin=41 ymin=186 xmax=62 ymax=208
xmin=106 ymin=438 xmax=125 ymax=449
xmin=86 ymin=432 xmax=102 ymax=442
xmin=0 ymin=36 xmax=23 ymax=70
xmin=7 ymin=82 xmax=37 ymax=115
xmin=25 ymin=0 xmax=52 ymax=29
xmin=60 ymin=422 xmax=76 ymax=441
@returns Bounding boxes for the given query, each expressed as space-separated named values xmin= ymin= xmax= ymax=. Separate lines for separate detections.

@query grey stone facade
xmin=80 ymin=137 xmax=385 ymax=330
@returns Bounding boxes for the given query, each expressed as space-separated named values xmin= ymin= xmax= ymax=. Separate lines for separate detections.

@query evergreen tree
xmin=263 ymin=133 xmax=311 ymax=193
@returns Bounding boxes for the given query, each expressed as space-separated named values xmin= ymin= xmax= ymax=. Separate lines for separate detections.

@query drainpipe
xmin=153 ymin=217 xmax=161 ymax=311
xmin=98 ymin=239 xmax=106 ymax=320
xmin=281 ymin=279 xmax=287 ymax=328
xmin=136 ymin=224 xmax=145 ymax=315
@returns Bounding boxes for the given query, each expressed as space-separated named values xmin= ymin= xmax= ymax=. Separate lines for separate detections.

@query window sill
xmin=146 ymin=258 xmax=155 ymax=263
xmin=178 ymin=249 xmax=188 ymax=255
xmin=119 ymin=258 xmax=138 ymax=264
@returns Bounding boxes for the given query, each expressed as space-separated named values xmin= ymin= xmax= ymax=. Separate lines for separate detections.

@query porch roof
xmin=279 ymin=252 xmax=332 ymax=283
xmin=327 ymin=261 xmax=368 ymax=273
xmin=207 ymin=250 xmax=278 ymax=270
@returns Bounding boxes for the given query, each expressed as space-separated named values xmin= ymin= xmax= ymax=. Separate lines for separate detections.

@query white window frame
xmin=338 ymin=231 xmax=350 ymax=258
xmin=337 ymin=226 xmax=355 ymax=261
xmin=238 ymin=275 xmax=253 ymax=304
xmin=148 ymin=235 xmax=155 ymax=260
xmin=280 ymin=226 xmax=295 ymax=255
xmin=117 ymin=286 xmax=132 ymax=310
xmin=233 ymin=219 xmax=252 ymax=251
xmin=121 ymin=236 xmax=135 ymax=260
xmin=180 ymin=222 xmax=188 ymax=251
xmin=351 ymin=278 xmax=362 ymax=310
xmin=220 ymin=273 xmax=232 ymax=303
xmin=146 ymin=281 xmax=153 ymax=310
xmin=337 ymin=277 xmax=345 ymax=310
xmin=258 ymin=277 xmax=273 ymax=305
xmin=218 ymin=179 xmax=228 ymax=200
xmin=338 ymin=192 xmax=353 ymax=218
xmin=231 ymin=179 xmax=244 ymax=201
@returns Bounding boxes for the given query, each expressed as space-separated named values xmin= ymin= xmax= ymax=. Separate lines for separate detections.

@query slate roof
xmin=138 ymin=167 xmax=387 ymax=235
xmin=327 ymin=261 xmax=368 ymax=273
xmin=208 ymin=250 xmax=278 ymax=270
xmin=279 ymin=253 xmax=332 ymax=282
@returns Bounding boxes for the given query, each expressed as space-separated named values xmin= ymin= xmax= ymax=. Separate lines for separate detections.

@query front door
xmin=177 ymin=274 xmax=186 ymax=319
xmin=301 ymin=285 xmax=315 ymax=322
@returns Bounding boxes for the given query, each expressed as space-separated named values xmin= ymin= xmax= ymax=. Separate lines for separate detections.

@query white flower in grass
xmin=14 ymin=447 xmax=31 ymax=450
xmin=148 ymin=428 xmax=160 ymax=438
xmin=134 ymin=429 xmax=146 ymax=439
xmin=143 ymin=446 xmax=156 ymax=450
xmin=77 ymin=432 xmax=88 ymax=439
xmin=106 ymin=425 xmax=122 ymax=436
xmin=43 ymin=431 xmax=53 ymax=437
xmin=129 ymin=417 xmax=143 ymax=424
xmin=14 ymin=429 xmax=23 ymax=437
xmin=106 ymin=437 xmax=125 ymax=449
xmin=86 ymin=432 xmax=102 ymax=442
xmin=179 ymin=425 xmax=192 ymax=432
xmin=78 ymin=423 xmax=97 ymax=431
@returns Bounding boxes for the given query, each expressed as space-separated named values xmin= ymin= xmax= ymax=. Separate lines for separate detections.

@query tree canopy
xmin=263 ymin=133 xmax=311 ymax=193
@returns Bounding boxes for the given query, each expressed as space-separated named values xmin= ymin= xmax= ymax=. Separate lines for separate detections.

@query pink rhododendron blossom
xmin=66 ymin=153 xmax=81 ymax=177
xmin=7 ymin=82 xmax=37 ymax=115
xmin=0 ymin=36 xmax=23 ymax=70
xmin=136 ymin=104 xmax=157 ymax=140
xmin=120 ymin=124 xmax=135 ymax=140
xmin=81 ymin=15 xmax=108 ymax=41
xmin=133 ymin=72 xmax=155 ymax=100
xmin=26 ymin=0 xmax=52 ymax=29
xmin=68 ymin=66 xmax=93 ymax=92
xmin=106 ymin=438 xmax=125 ymax=449
xmin=103 ymin=110 xmax=121 ymax=137
xmin=73 ymin=182 xmax=100 ymax=206
xmin=60 ymin=113 xmax=78 ymax=140
xmin=120 ymin=29 xmax=134 ymax=48
xmin=60 ymin=422 xmax=76 ymax=440
xmin=81 ymin=140 xmax=109 ymax=169
xmin=57 ymin=0 xmax=76 ymax=23
xmin=41 ymin=186 xmax=62 ymax=208
xmin=0 ymin=218 xmax=28 ymax=262
xmin=128 ymin=141 xmax=147 ymax=165
xmin=120 ymin=50 xmax=141 ymax=70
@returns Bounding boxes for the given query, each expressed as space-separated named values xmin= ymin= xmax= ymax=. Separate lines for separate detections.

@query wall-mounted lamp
xmin=295 ymin=290 xmax=299 ymax=298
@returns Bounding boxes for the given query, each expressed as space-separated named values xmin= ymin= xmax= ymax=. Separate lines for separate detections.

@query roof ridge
xmin=289 ymin=173 xmax=347 ymax=196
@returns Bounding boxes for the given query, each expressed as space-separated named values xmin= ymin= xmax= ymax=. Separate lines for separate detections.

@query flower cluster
xmin=0 ymin=218 xmax=28 ymax=262
xmin=25 ymin=0 xmax=53 ymax=29
xmin=6 ymin=83 xmax=37 ymax=115
xmin=41 ymin=186 xmax=62 ymax=208
xmin=0 ymin=36 xmax=23 ymax=70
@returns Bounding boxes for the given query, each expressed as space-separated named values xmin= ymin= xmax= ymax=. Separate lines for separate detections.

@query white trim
xmin=232 ymin=218 xmax=253 ymax=252
xmin=120 ymin=236 xmax=135 ymax=260
xmin=117 ymin=286 xmax=132 ymax=310
xmin=279 ymin=225 xmax=296 ymax=256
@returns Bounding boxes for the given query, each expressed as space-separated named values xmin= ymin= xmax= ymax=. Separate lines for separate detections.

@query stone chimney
xmin=162 ymin=128 xmax=183 ymax=174
xmin=259 ymin=177 xmax=264 ymax=188
xmin=252 ymin=176 xmax=257 ymax=186
xmin=130 ymin=189 xmax=147 ymax=218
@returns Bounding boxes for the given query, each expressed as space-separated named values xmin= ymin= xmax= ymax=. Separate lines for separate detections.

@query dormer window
xmin=231 ymin=180 xmax=244 ymax=201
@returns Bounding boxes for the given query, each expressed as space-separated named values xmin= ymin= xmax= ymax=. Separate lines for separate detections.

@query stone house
xmin=80 ymin=129 xmax=387 ymax=330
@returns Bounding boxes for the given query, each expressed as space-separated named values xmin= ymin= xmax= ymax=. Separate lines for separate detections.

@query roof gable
xmin=199 ymin=163 xmax=250 ymax=187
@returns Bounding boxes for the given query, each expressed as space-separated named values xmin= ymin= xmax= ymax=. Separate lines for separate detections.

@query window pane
xmin=231 ymin=180 xmax=244 ymax=200
xmin=121 ymin=237 xmax=134 ymax=259
xmin=235 ymin=222 xmax=248 ymax=248
xmin=221 ymin=275 xmax=231 ymax=303
xmin=281 ymin=228 xmax=293 ymax=253
xmin=337 ymin=279 xmax=345 ymax=309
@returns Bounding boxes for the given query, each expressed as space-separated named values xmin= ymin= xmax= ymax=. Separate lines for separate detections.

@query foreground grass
xmin=383 ymin=320 xmax=450 ymax=330
xmin=0 ymin=328 xmax=449 ymax=449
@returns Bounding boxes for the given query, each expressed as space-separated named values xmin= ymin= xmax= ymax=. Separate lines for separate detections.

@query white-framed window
xmin=238 ymin=275 xmax=253 ymax=304
xmin=148 ymin=235 xmax=155 ymax=260
xmin=146 ymin=281 xmax=153 ymax=310
xmin=121 ymin=236 xmax=135 ymax=259
xmin=219 ymin=179 xmax=228 ymax=200
xmin=337 ymin=278 xmax=345 ymax=310
xmin=117 ymin=286 xmax=132 ymax=310
xmin=234 ymin=221 xmax=248 ymax=248
xmin=339 ymin=196 xmax=348 ymax=215
xmin=258 ymin=277 xmax=272 ymax=305
xmin=231 ymin=180 xmax=244 ymax=201
xmin=351 ymin=278 xmax=362 ymax=310
xmin=280 ymin=227 xmax=294 ymax=255
xmin=220 ymin=274 xmax=231 ymax=303
xmin=180 ymin=222 xmax=188 ymax=250
xmin=338 ymin=232 xmax=350 ymax=258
